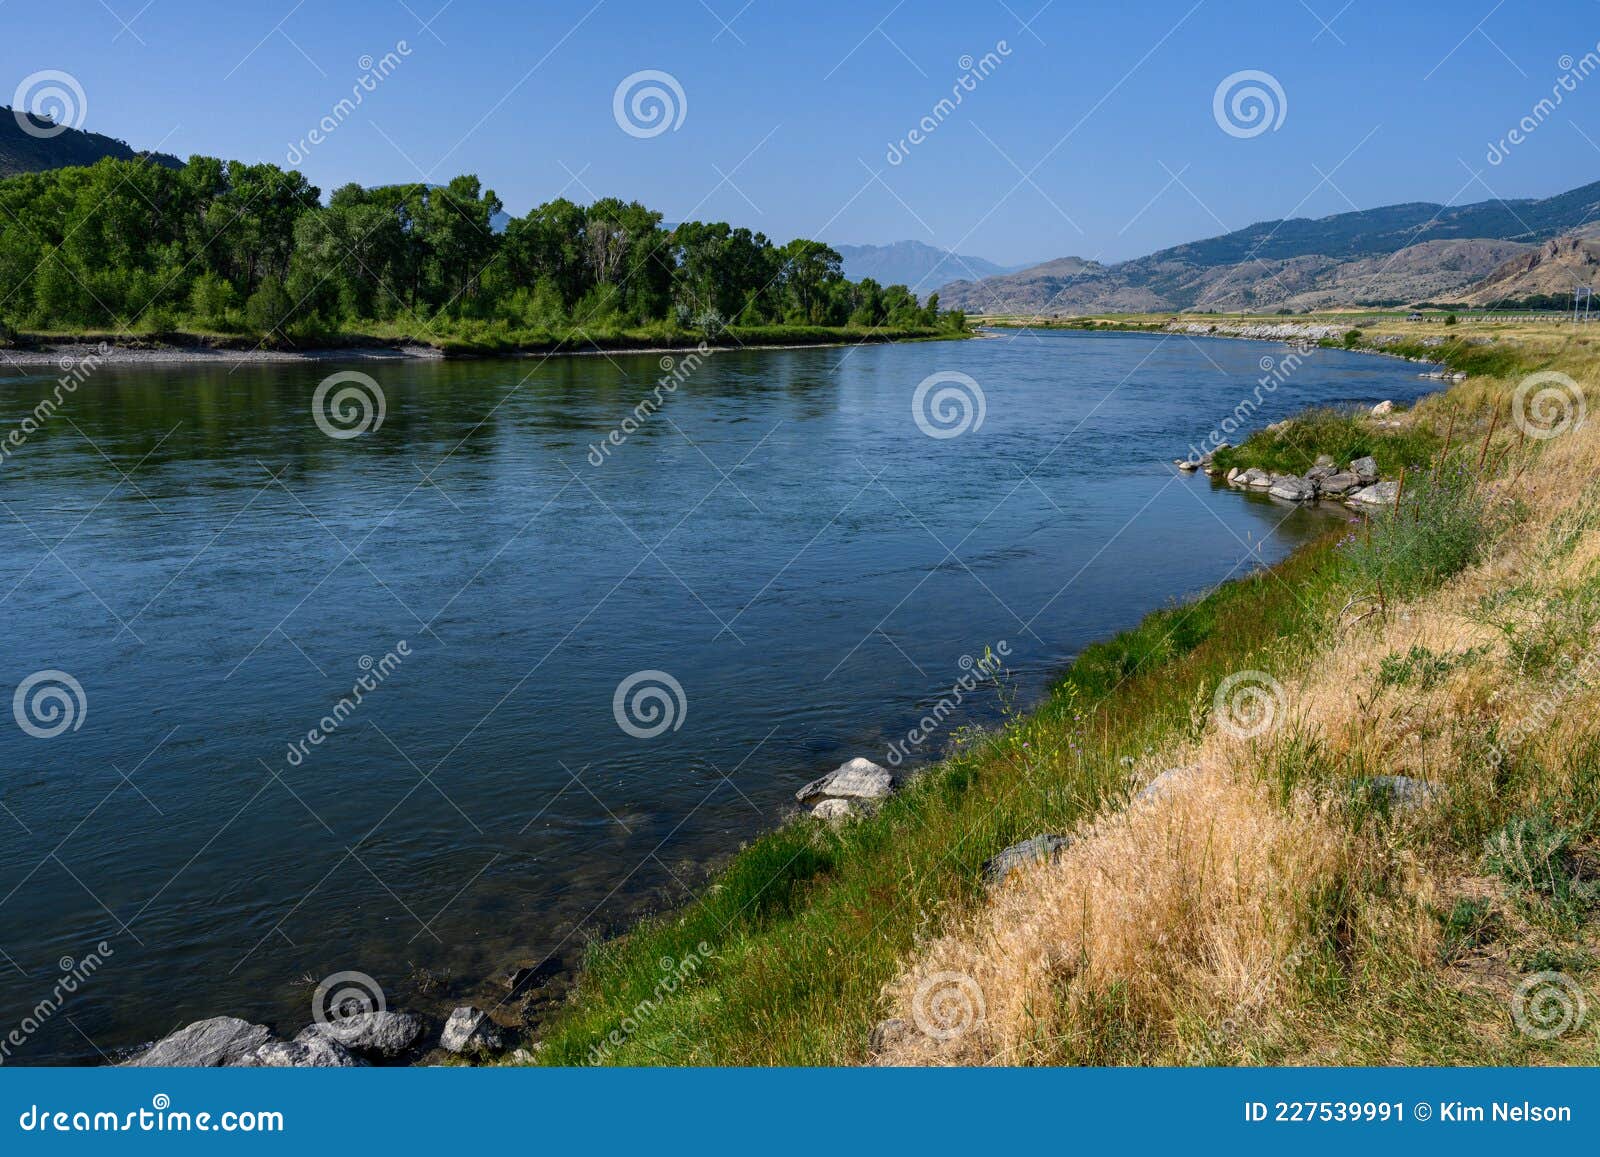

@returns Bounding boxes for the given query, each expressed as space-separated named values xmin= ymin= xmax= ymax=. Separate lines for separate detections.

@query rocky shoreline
xmin=114 ymin=752 xmax=906 ymax=1068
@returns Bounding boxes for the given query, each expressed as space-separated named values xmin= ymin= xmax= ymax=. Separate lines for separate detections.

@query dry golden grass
xmin=877 ymin=319 xmax=1600 ymax=1067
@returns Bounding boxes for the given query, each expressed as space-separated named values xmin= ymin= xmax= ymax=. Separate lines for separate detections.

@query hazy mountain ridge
xmin=938 ymin=179 xmax=1600 ymax=314
xmin=836 ymin=240 xmax=1028 ymax=293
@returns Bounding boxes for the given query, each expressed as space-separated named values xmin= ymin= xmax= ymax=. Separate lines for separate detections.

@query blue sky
xmin=5 ymin=0 xmax=1599 ymax=265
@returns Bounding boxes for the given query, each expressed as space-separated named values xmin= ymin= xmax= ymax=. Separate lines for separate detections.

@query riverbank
xmin=508 ymin=317 xmax=1599 ymax=1066
xmin=0 ymin=323 xmax=962 ymax=366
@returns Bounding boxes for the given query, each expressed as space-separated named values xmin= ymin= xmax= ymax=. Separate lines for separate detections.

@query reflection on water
xmin=0 ymin=331 xmax=1433 ymax=1061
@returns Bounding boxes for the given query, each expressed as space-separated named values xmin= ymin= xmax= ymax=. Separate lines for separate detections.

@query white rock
xmin=440 ymin=1007 xmax=503 ymax=1055
xmin=1348 ymin=481 xmax=1399 ymax=506
xmin=795 ymin=757 xmax=894 ymax=804
xmin=811 ymin=798 xmax=857 ymax=821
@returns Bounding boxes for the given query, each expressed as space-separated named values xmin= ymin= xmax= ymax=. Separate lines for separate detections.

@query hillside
xmin=1462 ymin=233 xmax=1600 ymax=305
xmin=836 ymin=240 xmax=1025 ymax=293
xmin=940 ymin=179 xmax=1600 ymax=314
xmin=0 ymin=108 xmax=181 ymax=177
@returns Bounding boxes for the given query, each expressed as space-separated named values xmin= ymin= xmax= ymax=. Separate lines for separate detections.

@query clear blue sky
xmin=6 ymin=0 xmax=1598 ymax=265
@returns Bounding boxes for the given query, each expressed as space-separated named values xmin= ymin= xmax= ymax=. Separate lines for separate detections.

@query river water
xmin=0 ymin=329 xmax=1433 ymax=1062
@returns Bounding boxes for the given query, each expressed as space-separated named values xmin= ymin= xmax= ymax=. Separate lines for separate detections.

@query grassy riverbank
xmin=524 ymin=316 xmax=1598 ymax=1067
xmin=1 ymin=321 xmax=961 ymax=360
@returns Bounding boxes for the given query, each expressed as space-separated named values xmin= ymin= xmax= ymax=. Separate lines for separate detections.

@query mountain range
xmin=835 ymin=241 xmax=1028 ymax=293
xmin=936 ymin=180 xmax=1600 ymax=314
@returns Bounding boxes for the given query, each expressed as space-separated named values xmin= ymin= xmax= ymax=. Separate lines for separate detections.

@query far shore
xmin=0 ymin=326 xmax=966 ymax=369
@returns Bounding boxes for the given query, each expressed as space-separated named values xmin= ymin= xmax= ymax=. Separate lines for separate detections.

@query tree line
xmin=0 ymin=156 xmax=963 ymax=341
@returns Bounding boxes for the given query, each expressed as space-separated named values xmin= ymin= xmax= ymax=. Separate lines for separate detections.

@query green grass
xmin=1210 ymin=408 xmax=1440 ymax=478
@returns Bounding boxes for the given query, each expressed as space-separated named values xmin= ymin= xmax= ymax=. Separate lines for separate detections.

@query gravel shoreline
xmin=0 ymin=342 xmax=444 ymax=367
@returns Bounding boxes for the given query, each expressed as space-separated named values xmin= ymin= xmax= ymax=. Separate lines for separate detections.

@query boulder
xmin=1350 ymin=455 xmax=1379 ymax=484
xmin=1357 ymin=775 xmax=1441 ymax=812
xmin=795 ymin=757 xmax=894 ymax=804
xmin=1268 ymin=476 xmax=1316 ymax=502
xmin=1305 ymin=463 xmax=1335 ymax=482
xmin=1225 ymin=467 xmax=1241 ymax=483
xmin=1313 ymin=453 xmax=1336 ymax=467
xmin=123 ymin=1016 xmax=273 ymax=1067
xmin=440 ymin=1007 xmax=503 ymax=1055
xmin=1242 ymin=468 xmax=1272 ymax=490
xmin=982 ymin=834 xmax=1072 ymax=888
xmin=811 ymin=797 xmax=857 ymax=821
xmin=242 ymin=1029 xmax=364 ymax=1068
xmin=310 ymin=1009 xmax=426 ymax=1059
xmin=1176 ymin=459 xmax=1199 ymax=472
xmin=1348 ymin=481 xmax=1399 ymax=506
xmin=1370 ymin=400 xmax=1394 ymax=416
xmin=1319 ymin=472 xmax=1361 ymax=495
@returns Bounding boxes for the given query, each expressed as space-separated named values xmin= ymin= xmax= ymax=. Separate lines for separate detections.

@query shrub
xmin=244 ymin=276 xmax=292 ymax=336
xmin=1341 ymin=464 xmax=1493 ymax=599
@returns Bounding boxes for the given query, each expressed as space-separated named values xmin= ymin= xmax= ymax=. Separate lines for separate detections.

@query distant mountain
xmin=939 ymin=179 xmax=1600 ymax=315
xmin=1461 ymin=232 xmax=1600 ymax=305
xmin=836 ymin=241 xmax=1028 ymax=294
xmin=0 ymin=108 xmax=182 ymax=177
